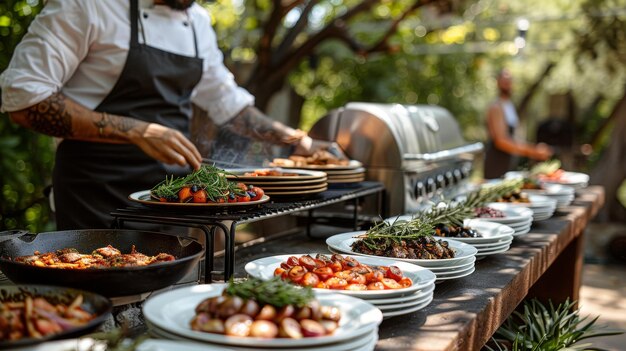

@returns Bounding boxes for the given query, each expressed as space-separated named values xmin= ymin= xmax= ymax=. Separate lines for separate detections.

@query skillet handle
xmin=0 ymin=230 xmax=31 ymax=243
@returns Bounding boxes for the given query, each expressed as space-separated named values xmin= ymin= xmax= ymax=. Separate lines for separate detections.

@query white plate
xmin=476 ymin=242 xmax=511 ymax=253
xmin=376 ymin=291 xmax=434 ymax=311
xmin=475 ymin=204 xmax=533 ymax=223
xmin=225 ymin=168 xmax=327 ymax=180
xmin=148 ymin=326 xmax=378 ymax=351
xmin=129 ymin=190 xmax=270 ymax=208
xmin=476 ymin=246 xmax=511 ymax=257
xmin=454 ymin=220 xmax=514 ymax=243
xmin=273 ymin=160 xmax=364 ymax=170
xmin=428 ymin=256 xmax=476 ymax=274
xmin=148 ymin=325 xmax=378 ymax=351
xmin=143 ymin=285 xmax=382 ymax=348
xmin=471 ymin=237 xmax=514 ymax=248
xmin=523 ymin=183 xmax=575 ymax=196
xmin=367 ymin=283 xmax=435 ymax=305
xmin=382 ymin=294 xmax=434 ymax=319
xmin=244 ymin=254 xmax=436 ymax=298
xmin=513 ymin=227 xmax=531 ymax=236
xmin=436 ymin=265 xmax=476 ymax=280
xmin=326 ymin=232 xmax=477 ymax=267
xmin=435 ymin=267 xmax=476 ymax=281
xmin=426 ymin=260 xmax=475 ymax=273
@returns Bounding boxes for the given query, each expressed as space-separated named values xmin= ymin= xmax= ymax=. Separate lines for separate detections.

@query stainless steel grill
xmin=309 ymin=102 xmax=483 ymax=215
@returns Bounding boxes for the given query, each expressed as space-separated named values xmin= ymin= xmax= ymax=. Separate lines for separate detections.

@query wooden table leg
xmin=527 ymin=233 xmax=585 ymax=307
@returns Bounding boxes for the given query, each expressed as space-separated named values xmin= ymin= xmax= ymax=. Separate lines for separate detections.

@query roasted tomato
xmin=315 ymin=281 xmax=328 ymax=289
xmin=328 ymin=261 xmax=343 ymax=273
xmin=301 ymin=272 xmax=320 ymax=287
xmin=398 ymin=277 xmax=413 ymax=288
xmin=348 ymin=274 xmax=367 ymax=285
xmin=178 ymin=186 xmax=193 ymax=202
xmin=249 ymin=187 xmax=265 ymax=201
xmin=236 ymin=193 xmax=251 ymax=202
xmin=298 ymin=256 xmax=318 ymax=271
xmin=345 ymin=283 xmax=368 ymax=291
xmin=227 ymin=193 xmax=237 ymax=203
xmin=367 ymin=282 xmax=385 ymax=290
xmin=333 ymin=270 xmax=354 ymax=280
xmin=312 ymin=267 xmax=334 ymax=281
xmin=287 ymin=265 xmax=307 ymax=283
xmin=236 ymin=182 xmax=247 ymax=191
xmin=286 ymin=256 xmax=300 ymax=267
xmin=325 ymin=277 xmax=348 ymax=290
xmin=386 ymin=265 xmax=403 ymax=280
xmin=340 ymin=256 xmax=359 ymax=270
xmin=274 ymin=267 xmax=286 ymax=277
xmin=381 ymin=278 xmax=403 ymax=289
xmin=365 ymin=270 xmax=385 ymax=282
xmin=192 ymin=189 xmax=208 ymax=203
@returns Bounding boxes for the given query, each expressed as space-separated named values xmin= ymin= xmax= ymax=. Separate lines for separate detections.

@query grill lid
xmin=310 ymin=102 xmax=483 ymax=169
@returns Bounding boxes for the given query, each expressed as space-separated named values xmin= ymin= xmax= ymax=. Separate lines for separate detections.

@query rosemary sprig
xmin=360 ymin=178 xmax=524 ymax=245
xmin=150 ymin=164 xmax=245 ymax=201
xmin=224 ymin=277 xmax=314 ymax=308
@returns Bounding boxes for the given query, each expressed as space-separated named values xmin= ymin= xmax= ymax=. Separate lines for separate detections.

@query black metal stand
xmin=111 ymin=181 xmax=385 ymax=282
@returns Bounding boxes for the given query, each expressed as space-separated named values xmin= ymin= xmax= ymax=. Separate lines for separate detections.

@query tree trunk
xmin=589 ymin=91 xmax=626 ymax=222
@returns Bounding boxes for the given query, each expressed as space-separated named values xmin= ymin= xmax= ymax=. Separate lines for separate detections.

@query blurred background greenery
xmin=1 ymin=0 xmax=625 ymax=231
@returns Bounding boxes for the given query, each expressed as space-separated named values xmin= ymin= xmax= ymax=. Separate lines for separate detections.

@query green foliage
xmin=486 ymin=299 xmax=623 ymax=351
xmin=0 ymin=0 xmax=54 ymax=232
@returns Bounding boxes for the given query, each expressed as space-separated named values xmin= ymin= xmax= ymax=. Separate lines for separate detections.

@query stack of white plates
xmin=143 ymin=284 xmax=383 ymax=351
xmin=488 ymin=194 xmax=557 ymax=222
xmin=244 ymin=254 xmax=437 ymax=319
xmin=276 ymin=161 xmax=366 ymax=184
xmin=505 ymin=171 xmax=589 ymax=189
xmin=523 ymin=184 xmax=575 ymax=207
xmin=474 ymin=203 xmax=533 ymax=236
xmin=326 ymin=232 xmax=477 ymax=282
xmin=225 ymin=168 xmax=328 ymax=197
xmin=458 ymin=220 xmax=515 ymax=258
xmin=542 ymin=171 xmax=589 ymax=189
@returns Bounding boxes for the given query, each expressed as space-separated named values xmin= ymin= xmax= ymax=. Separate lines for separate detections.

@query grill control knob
xmin=436 ymin=174 xmax=445 ymax=189
xmin=414 ymin=181 xmax=425 ymax=199
xmin=453 ymin=169 xmax=463 ymax=183
xmin=426 ymin=178 xmax=436 ymax=197
xmin=445 ymin=171 xmax=454 ymax=186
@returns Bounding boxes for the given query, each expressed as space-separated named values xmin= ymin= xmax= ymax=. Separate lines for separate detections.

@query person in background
xmin=0 ymin=0 xmax=334 ymax=230
xmin=483 ymin=69 xmax=553 ymax=179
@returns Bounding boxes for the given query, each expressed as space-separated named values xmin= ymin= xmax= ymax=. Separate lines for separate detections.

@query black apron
xmin=53 ymin=0 xmax=203 ymax=230
xmin=484 ymin=125 xmax=516 ymax=179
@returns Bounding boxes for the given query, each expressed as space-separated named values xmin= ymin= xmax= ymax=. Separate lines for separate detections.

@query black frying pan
xmin=0 ymin=284 xmax=112 ymax=349
xmin=0 ymin=229 xmax=204 ymax=297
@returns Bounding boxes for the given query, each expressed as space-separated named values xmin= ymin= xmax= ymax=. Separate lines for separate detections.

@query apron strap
xmin=186 ymin=10 xmax=199 ymax=58
xmin=130 ymin=0 xmax=140 ymax=47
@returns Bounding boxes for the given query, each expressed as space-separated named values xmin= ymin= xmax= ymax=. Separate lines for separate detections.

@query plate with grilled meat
xmin=326 ymin=231 xmax=477 ymax=268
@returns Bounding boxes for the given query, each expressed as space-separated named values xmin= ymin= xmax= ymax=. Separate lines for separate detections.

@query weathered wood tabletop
xmin=229 ymin=186 xmax=605 ymax=351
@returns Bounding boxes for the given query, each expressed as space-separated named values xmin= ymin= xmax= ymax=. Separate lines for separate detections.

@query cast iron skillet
xmin=0 ymin=229 xmax=204 ymax=297
xmin=0 ymin=284 xmax=112 ymax=348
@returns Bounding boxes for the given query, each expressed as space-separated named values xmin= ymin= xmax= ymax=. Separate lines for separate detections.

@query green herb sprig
xmin=150 ymin=164 xmax=245 ymax=201
xmin=360 ymin=179 xmax=524 ymax=246
xmin=224 ymin=277 xmax=314 ymax=308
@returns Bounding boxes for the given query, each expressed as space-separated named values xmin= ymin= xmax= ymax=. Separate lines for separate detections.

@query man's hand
xmin=131 ymin=123 xmax=202 ymax=170
xmin=534 ymin=143 xmax=554 ymax=161
xmin=293 ymin=137 xmax=348 ymax=160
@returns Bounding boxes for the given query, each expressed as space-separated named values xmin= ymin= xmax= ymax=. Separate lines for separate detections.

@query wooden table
xmin=227 ymin=186 xmax=605 ymax=351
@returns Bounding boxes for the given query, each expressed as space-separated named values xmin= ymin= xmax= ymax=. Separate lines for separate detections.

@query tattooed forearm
xmin=10 ymin=93 xmax=147 ymax=143
xmin=25 ymin=93 xmax=73 ymax=137
xmin=94 ymin=112 xmax=143 ymax=139
xmin=225 ymin=106 xmax=302 ymax=146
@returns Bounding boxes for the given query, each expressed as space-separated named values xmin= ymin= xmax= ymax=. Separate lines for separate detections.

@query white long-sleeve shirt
xmin=0 ymin=0 xmax=254 ymax=125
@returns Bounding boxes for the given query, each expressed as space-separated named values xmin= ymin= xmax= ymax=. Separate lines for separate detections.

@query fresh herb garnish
xmin=150 ymin=164 xmax=245 ymax=201
xmin=360 ymin=179 xmax=524 ymax=246
xmin=224 ymin=277 xmax=314 ymax=308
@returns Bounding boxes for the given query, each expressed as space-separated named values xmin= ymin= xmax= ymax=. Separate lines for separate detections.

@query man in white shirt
xmin=0 ymin=0 xmax=321 ymax=229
